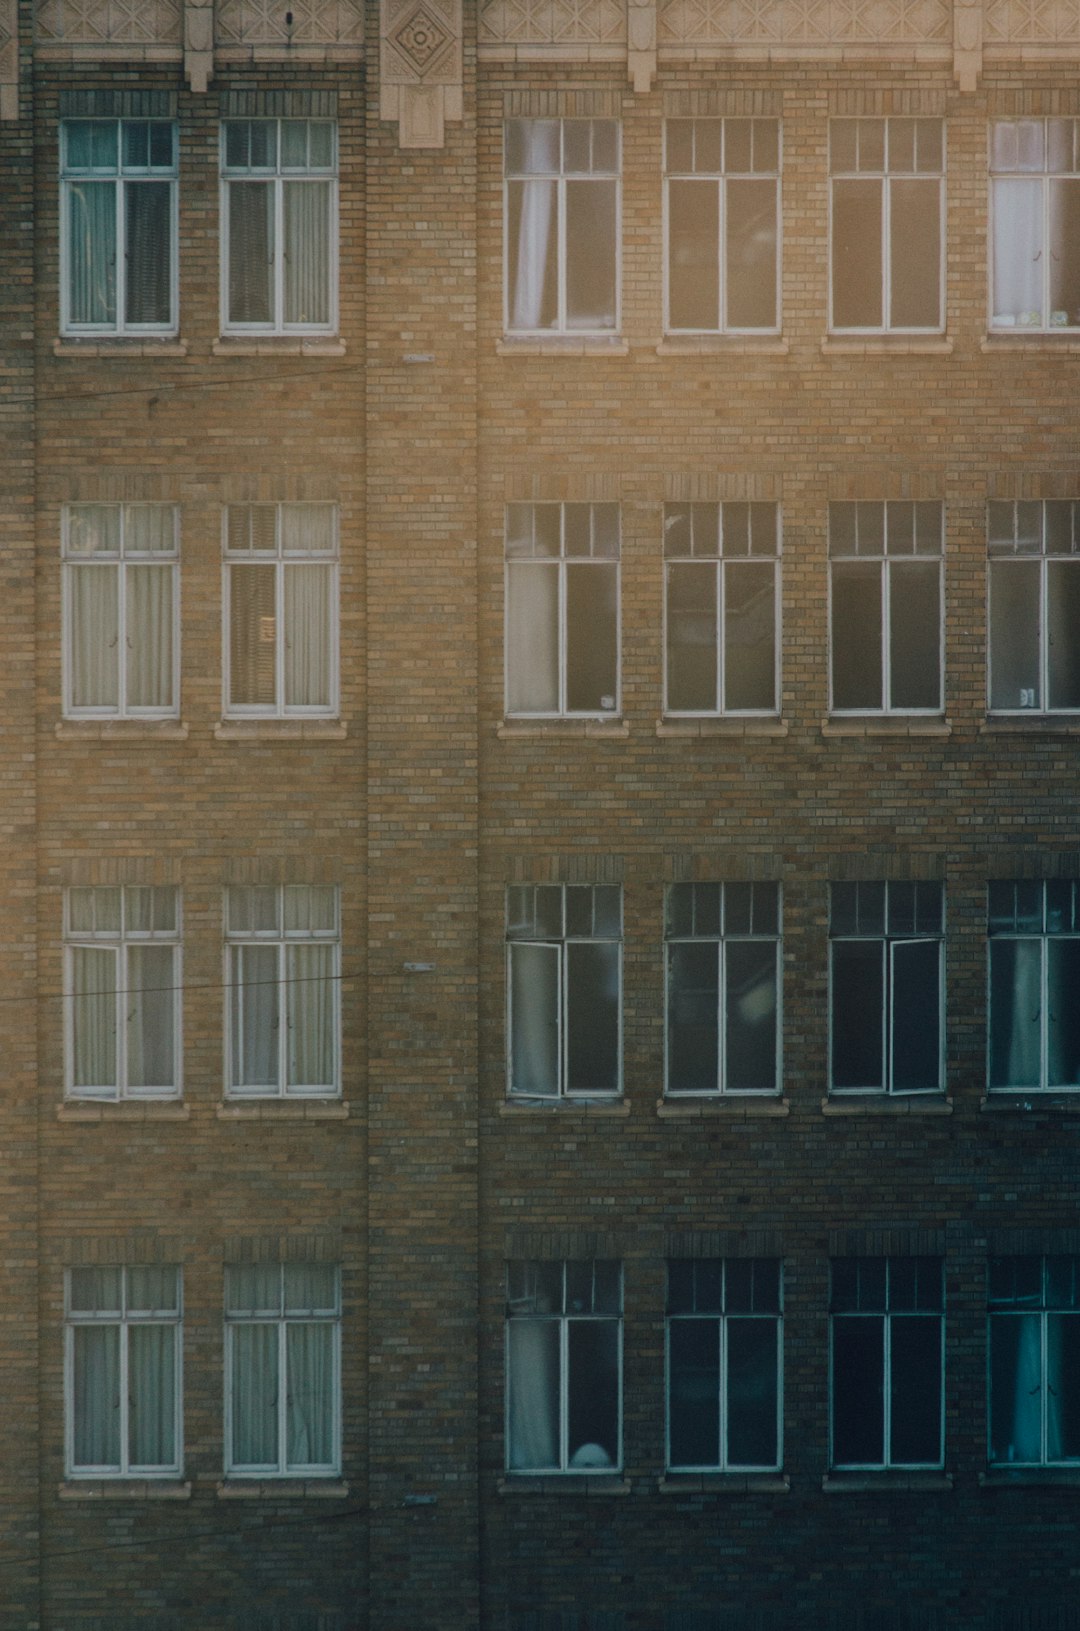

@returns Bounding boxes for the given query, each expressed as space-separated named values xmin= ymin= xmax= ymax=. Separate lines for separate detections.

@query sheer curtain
xmin=126 ymin=943 xmax=174 ymax=1092
xmin=231 ymin=1322 xmax=278 ymax=1467
xmin=284 ymin=181 xmax=330 ymax=326
xmin=231 ymin=944 xmax=280 ymax=1089
xmin=506 ymin=563 xmax=558 ymax=713
xmin=129 ymin=1322 xmax=176 ymax=1467
xmin=510 ymin=942 xmax=559 ymax=1095
xmin=70 ymin=566 xmax=119 ymax=711
xmin=73 ymin=1326 xmax=120 ymax=1467
xmin=1009 ymin=1315 xmax=1044 ymax=1462
xmin=507 ymin=1319 xmax=559 ymax=1468
xmin=286 ymin=943 xmax=334 ymax=1089
xmin=71 ymin=945 xmax=117 ymax=1093
xmin=992 ymin=179 xmax=1043 ymax=323
xmin=126 ymin=566 xmax=174 ymax=711
xmin=69 ymin=182 xmax=116 ymax=326
xmin=511 ymin=178 xmax=555 ymax=330
xmin=283 ymin=564 xmax=332 ymax=708
xmin=229 ymin=183 xmax=273 ymax=325
xmin=286 ymin=1320 xmax=335 ymax=1466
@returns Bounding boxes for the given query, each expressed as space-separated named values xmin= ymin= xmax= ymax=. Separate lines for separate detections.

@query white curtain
xmin=231 ymin=1322 xmax=278 ymax=1467
xmin=510 ymin=942 xmax=559 ymax=1095
xmin=128 ymin=1323 xmax=176 ymax=1468
xmin=286 ymin=1320 xmax=335 ymax=1466
xmin=70 ymin=566 xmax=119 ymax=710
xmin=73 ymin=1325 xmax=121 ymax=1467
xmin=126 ymin=565 xmax=173 ymax=710
xmin=507 ymin=1319 xmax=559 ymax=1469
xmin=283 ymin=564 xmax=332 ymax=708
xmin=68 ymin=181 xmax=116 ymax=326
xmin=286 ymin=942 xmax=334 ymax=1089
xmin=511 ymin=179 xmax=555 ymax=330
xmin=506 ymin=563 xmax=558 ymax=713
xmin=72 ymin=945 xmax=117 ymax=1093
xmin=231 ymin=944 xmax=280 ymax=1089
xmin=284 ymin=181 xmax=330 ymax=326
xmin=1009 ymin=941 xmax=1043 ymax=1088
xmin=126 ymin=944 xmax=174 ymax=1092
xmin=992 ymin=179 xmax=1043 ymax=323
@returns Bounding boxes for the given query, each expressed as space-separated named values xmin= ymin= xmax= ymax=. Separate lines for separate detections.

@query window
xmin=666 ymin=1258 xmax=782 ymax=1472
xmin=829 ymin=501 xmax=942 ymax=713
xmin=990 ymin=119 xmax=1080 ymax=331
xmin=989 ymin=1256 xmax=1080 ymax=1466
xmin=221 ymin=119 xmax=337 ymax=334
xmin=665 ymin=118 xmax=780 ymax=334
xmin=224 ymin=503 xmax=338 ymax=716
xmin=665 ymin=882 xmax=780 ymax=1096
xmin=65 ymin=1266 xmax=181 ymax=1477
xmin=60 ymin=119 xmax=177 ymax=336
xmin=830 ymin=118 xmax=943 ymax=332
xmin=664 ymin=501 xmax=779 ymax=715
xmin=225 ymin=885 xmax=340 ymax=1098
xmin=64 ymin=886 xmax=180 ymax=1100
xmin=505 ymin=502 xmax=619 ymax=718
xmin=829 ymin=881 xmax=943 ymax=1095
xmin=506 ymin=1260 xmax=621 ymax=1473
xmin=988 ymin=500 xmax=1080 ymax=713
xmin=506 ymin=884 xmax=621 ymax=1100
xmin=225 ymin=1263 xmax=340 ymax=1476
xmin=830 ymin=1257 xmax=943 ymax=1469
xmin=62 ymin=504 xmax=178 ymax=718
xmin=988 ymin=880 xmax=1080 ymax=1092
xmin=505 ymin=119 xmax=619 ymax=335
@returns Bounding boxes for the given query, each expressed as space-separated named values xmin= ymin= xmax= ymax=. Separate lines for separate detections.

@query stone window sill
xmin=58 ymin=1100 xmax=189 ymax=1123
xmin=497 ymin=1475 xmax=630 ymax=1495
xmin=658 ymin=1473 xmax=789 ymax=1494
xmin=657 ymin=1097 xmax=789 ymax=1119
xmin=821 ymin=717 xmax=950 ymax=738
xmin=213 ymin=719 xmax=347 ymax=740
xmin=980 ymin=1095 xmax=1080 ymax=1112
xmin=979 ymin=1467 xmax=1080 ymax=1486
xmin=982 ymin=333 xmax=1080 ymax=353
xmin=655 ymin=336 xmax=788 ymax=356
xmin=60 ymin=1479 xmax=190 ymax=1500
xmin=822 ymin=1096 xmax=952 ymax=1116
xmin=821 ymin=335 xmax=952 ymax=355
xmin=656 ymin=716 xmax=787 ymax=738
xmin=496 ymin=336 xmax=628 ymax=357
xmin=218 ymin=1101 xmax=348 ymax=1121
xmin=211 ymin=336 xmax=345 ymax=357
xmin=981 ymin=716 xmax=1080 ymax=735
xmin=496 ymin=718 xmax=628 ymax=740
xmin=217 ymin=1479 xmax=349 ymax=1499
xmin=56 ymin=720 xmax=189 ymax=741
xmin=499 ymin=1098 xmax=629 ymax=1117
xmin=53 ymin=338 xmax=188 ymax=358
xmin=824 ymin=1472 xmax=952 ymax=1492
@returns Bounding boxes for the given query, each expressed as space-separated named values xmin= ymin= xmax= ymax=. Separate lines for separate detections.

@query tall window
xmin=506 ymin=1260 xmax=621 ymax=1473
xmin=505 ymin=119 xmax=619 ymax=335
xmin=990 ymin=119 xmax=1080 ymax=332
xmin=224 ymin=503 xmax=338 ymax=716
xmin=225 ymin=885 xmax=340 ymax=1098
xmin=989 ymin=1256 xmax=1080 ymax=1467
xmin=506 ymin=884 xmax=621 ymax=1100
xmin=505 ymin=502 xmax=619 ymax=718
xmin=665 ymin=882 xmax=780 ymax=1096
xmin=667 ymin=1258 xmax=782 ymax=1473
xmin=63 ymin=504 xmax=178 ymax=718
xmin=830 ymin=1257 xmax=944 ymax=1470
xmin=664 ymin=501 xmax=779 ymax=715
xmin=829 ymin=501 xmax=942 ymax=713
xmin=988 ymin=880 xmax=1080 ymax=1092
xmin=225 ymin=1263 xmax=341 ymax=1476
xmin=60 ymin=119 xmax=177 ymax=335
xmin=829 ymin=881 xmax=943 ymax=1095
xmin=221 ymin=119 xmax=336 ymax=333
xmin=830 ymin=118 xmax=943 ymax=332
xmin=988 ymin=500 xmax=1080 ymax=714
xmin=65 ymin=1266 xmax=181 ymax=1477
xmin=665 ymin=118 xmax=780 ymax=333
xmin=65 ymin=886 xmax=180 ymax=1101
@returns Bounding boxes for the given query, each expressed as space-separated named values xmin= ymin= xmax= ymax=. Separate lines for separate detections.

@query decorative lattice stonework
xmin=35 ymin=0 xmax=183 ymax=42
xmin=215 ymin=0 xmax=364 ymax=44
xmin=985 ymin=0 xmax=1080 ymax=39
xmin=659 ymin=0 xmax=950 ymax=42
xmin=380 ymin=0 xmax=463 ymax=149
xmin=479 ymin=0 xmax=626 ymax=42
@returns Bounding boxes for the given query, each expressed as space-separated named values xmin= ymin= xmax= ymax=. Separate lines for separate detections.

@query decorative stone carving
xmin=215 ymin=0 xmax=364 ymax=44
xmin=380 ymin=0 xmax=462 ymax=149
xmin=953 ymin=0 xmax=982 ymax=88
xmin=628 ymin=0 xmax=656 ymax=90
xmin=185 ymin=0 xmax=212 ymax=90
xmin=0 ymin=0 xmax=16 ymax=120
xmin=35 ymin=0 xmax=183 ymax=43
xmin=659 ymin=0 xmax=949 ymax=42
xmin=479 ymin=0 xmax=625 ymax=43
xmin=985 ymin=0 xmax=1080 ymax=40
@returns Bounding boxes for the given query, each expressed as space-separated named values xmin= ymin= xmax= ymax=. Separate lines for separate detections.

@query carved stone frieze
xmin=479 ymin=0 xmax=626 ymax=43
xmin=380 ymin=0 xmax=463 ymax=149
xmin=659 ymin=0 xmax=950 ymax=42
xmin=35 ymin=0 xmax=183 ymax=43
xmin=215 ymin=0 xmax=364 ymax=44
xmin=985 ymin=0 xmax=1080 ymax=40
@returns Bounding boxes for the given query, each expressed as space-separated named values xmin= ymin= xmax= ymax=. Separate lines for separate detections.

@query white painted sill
xmin=656 ymin=717 xmax=787 ymax=738
xmin=217 ymin=1101 xmax=349 ymax=1121
xmin=55 ymin=720 xmax=189 ymax=741
xmin=53 ymin=338 xmax=187 ymax=358
xmin=211 ymin=337 xmax=346 ymax=356
xmin=657 ymin=1097 xmax=789 ymax=1119
xmin=217 ymin=1479 xmax=349 ymax=1499
xmin=822 ymin=1096 xmax=952 ymax=1116
xmin=213 ymin=719 xmax=347 ymax=740
xmin=60 ymin=1479 xmax=191 ymax=1500
xmin=58 ymin=1101 xmax=190 ymax=1123
xmin=658 ymin=1473 xmax=789 ymax=1494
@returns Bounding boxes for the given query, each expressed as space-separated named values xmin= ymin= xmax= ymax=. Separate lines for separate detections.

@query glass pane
xmin=832 ymin=179 xmax=882 ymax=328
xmin=505 ymin=119 xmax=559 ymax=176
xmin=507 ymin=1318 xmax=559 ymax=1469
xmin=228 ymin=183 xmax=274 ymax=326
xmin=229 ymin=564 xmax=277 ymax=708
xmin=889 ymin=178 xmax=940 ymax=327
xmin=989 ymin=938 xmax=1042 ymax=1089
xmin=231 ymin=1323 xmax=279 ymax=1468
xmin=990 ymin=1313 xmax=1043 ymax=1463
xmin=667 ymin=941 xmax=719 ymax=1093
xmin=725 ymin=940 xmax=777 ymax=1092
xmin=890 ymin=1315 xmax=941 ymax=1464
xmin=889 ymin=561 xmax=940 ymax=709
xmin=126 ymin=564 xmax=174 ymax=710
xmin=669 ymin=1319 xmax=720 ymax=1467
xmin=891 ymin=939 xmax=940 ymax=1091
xmin=126 ymin=1265 xmax=178 ymax=1314
xmin=667 ymin=179 xmax=719 ymax=330
xmin=68 ymin=182 xmax=116 ymax=326
xmin=832 ymin=561 xmax=882 ymax=709
xmin=1050 ymin=179 xmax=1080 ymax=327
xmin=286 ymin=943 xmax=336 ymax=1090
xmin=833 ymin=1316 xmax=884 ymax=1464
xmin=284 ymin=1263 xmax=337 ymax=1315
xmin=726 ymin=178 xmax=777 ymax=329
xmin=992 ymin=178 xmax=1044 ymax=326
xmin=124 ymin=182 xmax=171 ymax=327
xmin=1048 ymin=1314 xmax=1080 ymax=1460
xmin=286 ymin=1322 xmax=335 ymax=1467
xmin=283 ymin=181 xmax=330 ymax=326
xmin=230 ymin=943 xmax=280 ymax=1089
xmin=725 ymin=561 xmax=775 ymax=711
xmin=72 ymin=945 xmax=117 ymax=1092
xmin=1047 ymin=560 xmax=1080 ymax=707
xmin=566 ymin=563 xmax=617 ymax=713
xmin=283 ymin=564 xmax=332 ymax=708
xmin=73 ymin=1325 xmax=121 ymax=1468
xmin=989 ymin=560 xmax=1040 ymax=709
xmin=69 ymin=1266 xmax=122 ymax=1315
xmin=727 ymin=1318 xmax=778 ymax=1467
xmin=126 ymin=944 xmax=175 ymax=1091
xmin=831 ymin=940 xmax=884 ymax=1089
xmin=226 ymin=1263 xmax=282 ymax=1316
xmin=506 ymin=562 xmax=558 ymax=713
xmin=667 ymin=563 xmax=717 ymax=711
xmin=567 ymin=1320 xmax=619 ymax=1467
xmin=129 ymin=1323 xmax=176 ymax=1468
xmin=510 ymin=942 xmax=559 ymax=1096
xmin=566 ymin=941 xmax=619 ymax=1093
xmin=565 ymin=180 xmax=616 ymax=330
xmin=1048 ymin=938 xmax=1080 ymax=1087
xmin=507 ymin=180 xmax=557 ymax=330
xmin=69 ymin=564 xmax=119 ymax=710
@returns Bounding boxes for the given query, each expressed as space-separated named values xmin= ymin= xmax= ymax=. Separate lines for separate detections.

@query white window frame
xmin=64 ymin=1265 xmax=182 ymax=1479
xmin=224 ymin=1263 xmax=342 ymax=1478
xmin=63 ymin=885 xmax=182 ymax=1102
xmin=828 ymin=117 xmax=945 ymax=334
xmin=505 ymin=1260 xmax=623 ymax=1475
xmin=828 ymin=881 xmax=945 ymax=1096
xmin=989 ymin=118 xmax=1080 ymax=333
xmin=987 ymin=500 xmax=1080 ymax=715
xmin=664 ymin=882 xmax=781 ymax=1097
xmin=665 ymin=1258 xmax=783 ymax=1473
xmin=224 ymin=884 xmax=341 ymax=1100
xmin=62 ymin=504 xmax=180 ymax=720
xmin=663 ymin=117 xmax=781 ymax=336
xmin=830 ymin=1256 xmax=944 ymax=1472
xmin=988 ymin=1255 xmax=1080 ymax=1467
xmin=505 ymin=884 xmax=622 ymax=1101
xmin=59 ymin=118 xmax=179 ymax=337
xmin=987 ymin=880 xmax=1080 ymax=1093
xmin=219 ymin=118 xmax=338 ymax=336
xmin=222 ymin=502 xmax=339 ymax=718
xmin=663 ymin=501 xmax=781 ymax=717
xmin=504 ymin=118 xmax=621 ymax=337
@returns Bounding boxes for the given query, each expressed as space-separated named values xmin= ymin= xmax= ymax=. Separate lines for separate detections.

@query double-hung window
xmin=65 ymin=1266 xmax=181 ymax=1478
xmin=988 ymin=880 xmax=1080 ymax=1092
xmin=829 ymin=881 xmax=943 ymax=1095
xmin=990 ymin=119 xmax=1080 ymax=331
xmin=224 ymin=503 xmax=338 ymax=717
xmin=667 ymin=1258 xmax=782 ymax=1473
xmin=226 ymin=885 xmax=340 ymax=1098
xmin=665 ymin=118 xmax=780 ymax=334
xmin=506 ymin=884 xmax=621 ymax=1100
xmin=665 ymin=882 xmax=780 ymax=1096
xmin=65 ymin=886 xmax=180 ymax=1101
xmin=225 ymin=1263 xmax=341 ymax=1477
xmin=505 ymin=502 xmax=619 ymax=718
xmin=221 ymin=119 xmax=337 ymax=334
xmin=989 ymin=1256 xmax=1080 ymax=1467
xmin=506 ymin=1260 xmax=622 ymax=1473
xmin=60 ymin=119 xmax=177 ymax=336
xmin=63 ymin=504 xmax=178 ymax=719
xmin=830 ymin=118 xmax=943 ymax=332
xmin=988 ymin=499 xmax=1080 ymax=714
xmin=505 ymin=119 xmax=619 ymax=335
xmin=664 ymin=501 xmax=779 ymax=715
xmin=829 ymin=501 xmax=942 ymax=714
xmin=831 ymin=1257 xmax=944 ymax=1470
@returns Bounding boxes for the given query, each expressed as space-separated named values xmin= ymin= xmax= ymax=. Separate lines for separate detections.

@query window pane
xmin=128 ymin=1323 xmax=176 ymax=1468
xmin=73 ymin=1325 xmax=121 ymax=1468
xmin=989 ymin=559 xmax=1040 ymax=709
xmin=1047 ymin=560 xmax=1080 ymax=708
xmin=889 ymin=178 xmax=940 ymax=327
xmin=726 ymin=178 xmax=777 ymax=329
xmin=72 ymin=945 xmax=117 ymax=1092
xmin=990 ymin=1313 xmax=1043 ymax=1463
xmin=125 ymin=181 xmax=171 ymax=326
xmin=507 ymin=1318 xmax=559 ymax=1469
xmin=231 ymin=1322 xmax=278 ymax=1467
xmin=286 ymin=1322 xmax=335 ymax=1467
xmin=126 ymin=943 xmax=174 ymax=1091
xmin=667 ymin=179 xmax=719 ymax=330
xmin=286 ymin=943 xmax=336 ymax=1090
xmin=506 ymin=119 xmax=559 ymax=176
xmin=68 ymin=182 xmax=116 ymax=326
xmin=566 ymin=563 xmax=617 ymax=713
xmin=832 ymin=940 xmax=884 ymax=1089
xmin=231 ymin=943 xmax=280 ymax=1089
xmin=992 ymin=178 xmax=1044 ymax=325
xmin=283 ymin=564 xmax=332 ymax=708
xmin=889 ymin=560 xmax=940 ymax=709
xmin=506 ymin=562 xmax=558 ymax=713
xmin=1049 ymin=180 xmax=1080 ymax=326
xmin=989 ymin=938 xmax=1042 ymax=1089
xmin=565 ymin=179 xmax=616 ymax=330
xmin=565 ymin=941 xmax=619 ymax=1093
xmin=833 ymin=1316 xmax=884 ymax=1464
xmin=725 ymin=560 xmax=775 ymax=710
xmin=667 ymin=563 xmax=717 ymax=711
xmin=667 ymin=941 xmax=719 ymax=1093
xmin=230 ymin=564 xmax=277 ymax=708
xmin=725 ymin=940 xmax=777 ymax=1092
xmin=727 ymin=1318 xmax=778 ymax=1467
xmin=510 ymin=942 xmax=559 ymax=1096
xmin=832 ymin=179 xmax=882 ymax=327
xmin=891 ymin=939 xmax=940 ymax=1091
xmin=507 ymin=180 xmax=558 ymax=330
xmin=69 ymin=565 xmax=119 ymax=710
xmin=1047 ymin=938 xmax=1080 ymax=1087
xmin=889 ymin=1315 xmax=941 ymax=1465
xmin=126 ymin=564 xmax=174 ymax=710
xmin=832 ymin=561 xmax=882 ymax=708
xmin=1047 ymin=1314 xmax=1080 ymax=1460
xmin=229 ymin=182 xmax=274 ymax=326
xmin=567 ymin=1319 xmax=619 ymax=1467
xmin=283 ymin=181 xmax=330 ymax=326
xmin=669 ymin=1318 xmax=720 ymax=1467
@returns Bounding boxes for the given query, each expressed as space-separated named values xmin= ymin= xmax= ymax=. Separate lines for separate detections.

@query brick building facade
xmin=1 ymin=0 xmax=1079 ymax=1626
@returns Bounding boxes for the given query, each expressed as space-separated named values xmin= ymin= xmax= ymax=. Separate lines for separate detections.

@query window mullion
xmin=881 ymin=558 xmax=892 ymax=710
xmin=274 ymin=175 xmax=284 ymax=331
xmin=557 ymin=178 xmax=567 ymax=331
xmin=718 ymin=175 xmax=727 ymax=332
xmin=560 ymin=1316 xmax=569 ymax=1470
xmin=716 ymin=559 xmax=726 ymax=712
xmin=558 ymin=941 xmax=568 ymax=1097
xmin=278 ymin=938 xmax=288 ymax=1097
xmin=557 ymin=558 xmax=567 ymax=717
xmin=716 ymin=935 xmax=727 ymax=1093
xmin=1040 ymin=934 xmax=1050 ymax=1091
xmin=718 ymin=1312 xmax=729 ymax=1470
xmin=119 ymin=1317 xmax=131 ymax=1474
xmin=279 ymin=1316 xmax=289 ymax=1474
xmin=1040 ymin=553 xmax=1050 ymax=712
xmin=882 ymin=173 xmax=891 ymax=330
xmin=275 ymin=555 xmax=286 ymax=715
xmin=117 ymin=941 xmax=130 ymax=1098
xmin=116 ymin=177 xmax=127 ymax=334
